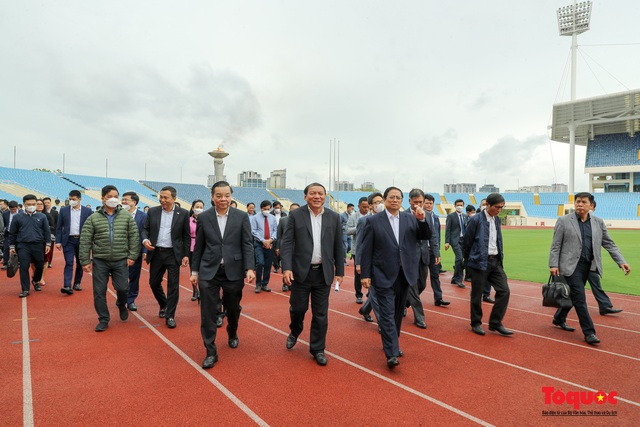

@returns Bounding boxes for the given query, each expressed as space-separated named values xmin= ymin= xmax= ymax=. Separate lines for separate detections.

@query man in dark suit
xmin=445 ymin=199 xmax=466 ymax=288
xmin=55 ymin=190 xmax=93 ymax=294
xmin=463 ymin=193 xmax=513 ymax=337
xmin=275 ymin=203 xmax=299 ymax=292
xmin=549 ymin=192 xmax=630 ymax=345
xmin=281 ymin=183 xmax=344 ymax=367
xmin=2 ymin=201 xmax=21 ymax=269
xmin=359 ymin=187 xmax=431 ymax=368
xmin=142 ymin=186 xmax=191 ymax=329
xmin=121 ymin=192 xmax=147 ymax=311
xmin=423 ymin=194 xmax=448 ymax=307
xmin=190 ymin=181 xmax=255 ymax=369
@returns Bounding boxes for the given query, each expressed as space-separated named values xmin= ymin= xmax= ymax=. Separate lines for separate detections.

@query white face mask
xmin=68 ymin=200 xmax=79 ymax=208
xmin=25 ymin=205 xmax=37 ymax=213
xmin=126 ymin=203 xmax=137 ymax=212
xmin=193 ymin=208 xmax=204 ymax=215
xmin=373 ymin=203 xmax=385 ymax=213
xmin=105 ymin=198 xmax=119 ymax=208
xmin=273 ymin=208 xmax=281 ymax=215
xmin=455 ymin=205 xmax=464 ymax=213
xmin=261 ymin=210 xmax=270 ymax=217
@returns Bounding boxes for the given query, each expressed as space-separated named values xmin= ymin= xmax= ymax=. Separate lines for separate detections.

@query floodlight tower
xmin=208 ymin=147 xmax=229 ymax=184
xmin=556 ymin=0 xmax=592 ymax=195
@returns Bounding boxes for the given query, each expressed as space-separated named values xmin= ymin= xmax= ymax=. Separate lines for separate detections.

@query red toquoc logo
xmin=542 ymin=387 xmax=618 ymax=410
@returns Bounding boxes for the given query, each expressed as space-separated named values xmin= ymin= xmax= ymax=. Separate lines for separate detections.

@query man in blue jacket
xmin=462 ymin=193 xmax=513 ymax=336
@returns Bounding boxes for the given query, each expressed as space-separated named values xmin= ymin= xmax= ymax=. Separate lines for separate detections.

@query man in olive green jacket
xmin=80 ymin=185 xmax=140 ymax=332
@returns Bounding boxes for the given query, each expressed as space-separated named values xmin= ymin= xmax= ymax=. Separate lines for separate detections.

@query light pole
xmin=556 ymin=0 xmax=592 ymax=195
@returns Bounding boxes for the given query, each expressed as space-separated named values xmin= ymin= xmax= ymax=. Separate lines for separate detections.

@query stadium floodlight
xmin=556 ymin=0 xmax=593 ymax=195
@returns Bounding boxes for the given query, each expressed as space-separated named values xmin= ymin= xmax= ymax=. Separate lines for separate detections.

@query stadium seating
xmin=585 ymin=134 xmax=640 ymax=168
xmin=141 ymin=181 xmax=209 ymax=206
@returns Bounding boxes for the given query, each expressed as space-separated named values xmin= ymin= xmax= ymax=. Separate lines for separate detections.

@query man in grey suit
xmin=275 ymin=203 xmax=299 ymax=292
xmin=281 ymin=183 xmax=344 ymax=366
xmin=549 ymin=192 xmax=630 ymax=345
xmin=190 ymin=181 xmax=255 ymax=369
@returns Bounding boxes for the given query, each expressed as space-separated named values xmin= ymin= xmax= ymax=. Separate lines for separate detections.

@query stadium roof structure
xmin=551 ymin=89 xmax=640 ymax=145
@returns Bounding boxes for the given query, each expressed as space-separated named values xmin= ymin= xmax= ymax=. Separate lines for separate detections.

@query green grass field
xmin=439 ymin=228 xmax=639 ymax=296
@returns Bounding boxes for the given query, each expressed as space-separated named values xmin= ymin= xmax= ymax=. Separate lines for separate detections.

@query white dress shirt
xmin=484 ymin=210 xmax=498 ymax=255
xmin=217 ymin=207 xmax=229 ymax=264
xmin=385 ymin=210 xmax=400 ymax=244
xmin=69 ymin=206 xmax=82 ymax=235
xmin=156 ymin=206 xmax=175 ymax=248
xmin=309 ymin=208 xmax=323 ymax=264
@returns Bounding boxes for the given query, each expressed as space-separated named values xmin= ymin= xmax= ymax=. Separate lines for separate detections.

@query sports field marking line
xmin=242 ymin=314 xmax=494 ymax=427
xmin=327 ymin=308 xmax=640 ymax=408
xmin=104 ymin=288 xmax=270 ymax=427
xmin=21 ymin=298 xmax=35 ymax=427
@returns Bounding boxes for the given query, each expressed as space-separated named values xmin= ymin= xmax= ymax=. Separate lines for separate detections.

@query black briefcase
xmin=542 ymin=275 xmax=573 ymax=308
xmin=6 ymin=253 xmax=19 ymax=278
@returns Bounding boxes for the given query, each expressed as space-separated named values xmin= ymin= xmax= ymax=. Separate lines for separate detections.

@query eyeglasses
xmin=372 ymin=200 xmax=384 ymax=205
xmin=386 ymin=196 xmax=403 ymax=201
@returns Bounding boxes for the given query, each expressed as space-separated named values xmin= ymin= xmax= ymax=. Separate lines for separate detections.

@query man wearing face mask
xmin=8 ymin=194 xmax=52 ymax=297
xmin=55 ymin=190 xmax=93 ymax=295
xmin=252 ymin=200 xmax=278 ymax=293
xmin=270 ymin=201 xmax=287 ymax=273
xmin=122 ymin=192 xmax=147 ymax=311
xmin=79 ymin=185 xmax=140 ymax=332
xmin=445 ymin=199 xmax=467 ymax=288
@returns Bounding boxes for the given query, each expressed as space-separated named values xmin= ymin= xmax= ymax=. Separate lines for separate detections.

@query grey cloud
xmin=472 ymin=134 xmax=547 ymax=175
xmin=415 ymin=128 xmax=458 ymax=156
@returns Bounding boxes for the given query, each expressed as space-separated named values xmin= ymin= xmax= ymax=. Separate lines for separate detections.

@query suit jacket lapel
xmin=381 ymin=213 xmax=399 ymax=247
xmin=209 ymin=210 xmax=223 ymax=241
xmin=302 ymin=205 xmax=313 ymax=238
xmin=569 ymin=215 xmax=581 ymax=244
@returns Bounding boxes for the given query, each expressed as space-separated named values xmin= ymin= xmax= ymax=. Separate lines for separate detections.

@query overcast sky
xmin=2 ymin=1 xmax=639 ymax=193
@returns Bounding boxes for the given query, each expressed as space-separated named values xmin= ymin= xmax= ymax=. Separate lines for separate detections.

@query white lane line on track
xmin=243 ymin=314 xmax=494 ymax=427
xmin=22 ymin=298 xmax=34 ymax=427
xmin=105 ymin=288 xmax=269 ymax=427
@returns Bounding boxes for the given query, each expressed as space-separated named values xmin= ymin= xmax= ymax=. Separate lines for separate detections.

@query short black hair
xmin=383 ymin=186 xmax=403 ymax=199
xmin=230 ymin=200 xmax=238 ymax=207
xmin=486 ymin=193 xmax=505 ymax=206
xmin=358 ymin=197 xmax=368 ymax=205
xmin=211 ymin=181 xmax=233 ymax=194
xmin=304 ymin=182 xmax=326 ymax=195
xmin=43 ymin=197 xmax=52 ymax=202
xmin=424 ymin=194 xmax=435 ymax=202
xmin=8 ymin=200 xmax=18 ymax=208
xmin=408 ymin=188 xmax=424 ymax=200
xmin=273 ymin=201 xmax=282 ymax=208
xmin=246 ymin=202 xmax=255 ymax=208
xmin=260 ymin=200 xmax=272 ymax=209
xmin=347 ymin=203 xmax=354 ymax=208
xmin=69 ymin=190 xmax=82 ymax=199
xmin=591 ymin=199 xmax=597 ymax=209
xmin=466 ymin=204 xmax=476 ymax=213
xmin=0 ymin=199 xmax=8 ymax=205
xmin=160 ymin=186 xmax=177 ymax=198
xmin=367 ymin=192 xmax=383 ymax=205
xmin=290 ymin=203 xmax=300 ymax=209
xmin=123 ymin=191 xmax=139 ymax=205
xmin=575 ymin=192 xmax=594 ymax=204
xmin=23 ymin=194 xmax=37 ymax=203
xmin=454 ymin=199 xmax=464 ymax=206
xmin=101 ymin=185 xmax=119 ymax=197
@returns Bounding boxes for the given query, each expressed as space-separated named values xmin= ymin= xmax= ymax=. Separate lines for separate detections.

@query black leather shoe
xmin=0 ymin=265 xmax=7 ymax=270
xmin=282 ymin=284 xmax=290 ymax=292
xmin=356 ymin=297 xmax=363 ymax=304
xmin=585 ymin=334 xmax=600 ymax=345
xmin=387 ymin=356 xmax=400 ymax=368
xmin=34 ymin=284 xmax=42 ymax=291
xmin=255 ymin=286 xmax=261 ymax=293
xmin=600 ymin=307 xmax=623 ymax=315
xmin=483 ymin=296 xmax=495 ymax=303
xmin=262 ymin=285 xmax=272 ymax=292
xmin=127 ymin=303 xmax=137 ymax=311
xmin=286 ymin=334 xmax=298 ymax=349
xmin=95 ymin=322 xmax=108 ymax=332
xmin=313 ymin=352 xmax=328 ymax=366
xmin=471 ymin=325 xmax=485 ymax=336
xmin=552 ymin=319 xmax=575 ymax=332
xmin=452 ymin=281 xmax=466 ymax=288
xmin=435 ymin=299 xmax=450 ymax=306
xmin=73 ymin=284 xmax=82 ymax=291
xmin=159 ymin=308 xmax=166 ymax=318
xmin=397 ymin=350 xmax=404 ymax=357
xmin=216 ymin=317 xmax=224 ymax=328
xmin=358 ymin=307 xmax=373 ymax=322
xmin=117 ymin=304 xmax=129 ymax=321
xmin=191 ymin=295 xmax=198 ymax=301
xmin=415 ymin=321 xmax=427 ymax=329
xmin=378 ymin=327 xmax=382 ymax=334
xmin=229 ymin=337 xmax=239 ymax=349
xmin=166 ymin=318 xmax=176 ymax=328
xmin=403 ymin=308 xmax=407 ymax=317
xmin=19 ymin=291 xmax=29 ymax=298
xmin=202 ymin=354 xmax=218 ymax=369
xmin=489 ymin=325 xmax=514 ymax=336
xmin=61 ymin=287 xmax=74 ymax=295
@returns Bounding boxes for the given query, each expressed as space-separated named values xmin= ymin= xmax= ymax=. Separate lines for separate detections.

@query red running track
xmin=1 ymin=260 xmax=639 ymax=426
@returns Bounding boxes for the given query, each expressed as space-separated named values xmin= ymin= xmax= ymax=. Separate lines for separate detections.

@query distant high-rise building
xmin=238 ymin=171 xmax=267 ymax=188
xmin=268 ymin=169 xmax=287 ymax=189
xmin=479 ymin=184 xmax=500 ymax=193
xmin=361 ymin=181 xmax=375 ymax=191
xmin=335 ymin=181 xmax=354 ymax=192
xmin=444 ymin=183 xmax=476 ymax=193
